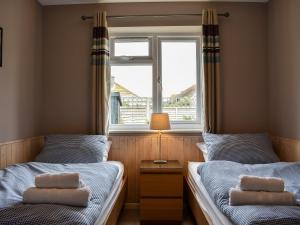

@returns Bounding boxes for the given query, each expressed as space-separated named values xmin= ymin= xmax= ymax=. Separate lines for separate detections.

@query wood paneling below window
xmin=0 ymin=136 xmax=44 ymax=169
xmin=108 ymin=134 xmax=203 ymax=203
xmin=1 ymin=134 xmax=299 ymax=204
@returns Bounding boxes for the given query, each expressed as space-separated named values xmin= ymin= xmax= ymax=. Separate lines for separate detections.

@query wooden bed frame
xmin=100 ymin=174 xmax=127 ymax=225
xmin=186 ymin=177 xmax=210 ymax=225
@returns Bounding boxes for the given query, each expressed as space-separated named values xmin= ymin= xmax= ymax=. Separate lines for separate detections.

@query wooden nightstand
xmin=139 ymin=160 xmax=183 ymax=223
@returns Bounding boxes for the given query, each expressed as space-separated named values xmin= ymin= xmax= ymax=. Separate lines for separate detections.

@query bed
xmin=0 ymin=135 xmax=126 ymax=225
xmin=187 ymin=160 xmax=300 ymax=225
xmin=187 ymin=133 xmax=300 ymax=225
xmin=0 ymin=161 xmax=126 ymax=225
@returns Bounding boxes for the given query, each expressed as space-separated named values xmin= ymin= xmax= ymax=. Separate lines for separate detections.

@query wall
xmin=0 ymin=0 xmax=43 ymax=142
xmin=268 ymin=0 xmax=300 ymax=140
xmin=41 ymin=2 xmax=268 ymax=134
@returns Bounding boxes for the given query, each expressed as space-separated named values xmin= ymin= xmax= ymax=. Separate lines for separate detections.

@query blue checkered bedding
xmin=197 ymin=161 xmax=300 ymax=225
xmin=0 ymin=162 xmax=119 ymax=225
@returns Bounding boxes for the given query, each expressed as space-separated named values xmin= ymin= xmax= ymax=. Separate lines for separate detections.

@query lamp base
xmin=153 ymin=159 xmax=167 ymax=164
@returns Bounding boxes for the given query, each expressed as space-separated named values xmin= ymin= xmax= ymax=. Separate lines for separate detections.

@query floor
xmin=117 ymin=207 xmax=197 ymax=225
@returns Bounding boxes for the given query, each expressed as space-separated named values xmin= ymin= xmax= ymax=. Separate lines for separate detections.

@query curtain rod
xmin=81 ymin=12 xmax=230 ymax=20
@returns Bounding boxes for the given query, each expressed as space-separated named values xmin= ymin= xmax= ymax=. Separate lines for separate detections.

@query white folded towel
xmin=239 ymin=175 xmax=284 ymax=192
xmin=229 ymin=188 xmax=297 ymax=206
xmin=35 ymin=173 xmax=83 ymax=189
xmin=23 ymin=186 xmax=91 ymax=207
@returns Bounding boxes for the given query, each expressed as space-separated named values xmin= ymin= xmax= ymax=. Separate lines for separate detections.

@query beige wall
xmin=268 ymin=0 xmax=300 ymax=139
xmin=0 ymin=0 xmax=43 ymax=142
xmin=41 ymin=2 xmax=269 ymax=134
xmin=3 ymin=1 xmax=299 ymax=150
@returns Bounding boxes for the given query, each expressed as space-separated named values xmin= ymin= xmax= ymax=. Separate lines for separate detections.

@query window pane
xmin=161 ymin=41 xmax=197 ymax=122
xmin=114 ymin=39 xmax=149 ymax=56
xmin=111 ymin=66 xmax=152 ymax=125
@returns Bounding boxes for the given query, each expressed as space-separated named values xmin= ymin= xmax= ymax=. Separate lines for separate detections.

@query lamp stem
xmin=153 ymin=130 xmax=167 ymax=164
xmin=159 ymin=130 xmax=162 ymax=160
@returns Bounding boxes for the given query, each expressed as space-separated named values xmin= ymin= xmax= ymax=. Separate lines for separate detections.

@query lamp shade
xmin=150 ymin=113 xmax=170 ymax=130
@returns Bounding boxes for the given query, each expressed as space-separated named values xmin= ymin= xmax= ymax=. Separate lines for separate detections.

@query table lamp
xmin=150 ymin=113 xmax=170 ymax=164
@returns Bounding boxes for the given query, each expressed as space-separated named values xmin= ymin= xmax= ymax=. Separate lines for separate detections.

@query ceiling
xmin=38 ymin=0 xmax=269 ymax=6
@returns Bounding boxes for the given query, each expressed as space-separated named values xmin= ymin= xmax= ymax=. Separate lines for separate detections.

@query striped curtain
xmin=91 ymin=12 xmax=110 ymax=135
xmin=201 ymin=9 xmax=222 ymax=133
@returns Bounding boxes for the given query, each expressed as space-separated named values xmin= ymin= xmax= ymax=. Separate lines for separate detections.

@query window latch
xmin=120 ymin=56 xmax=134 ymax=61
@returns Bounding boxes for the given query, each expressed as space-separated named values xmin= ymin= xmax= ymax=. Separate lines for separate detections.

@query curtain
xmin=201 ymin=9 xmax=222 ymax=133
xmin=91 ymin=12 xmax=110 ymax=135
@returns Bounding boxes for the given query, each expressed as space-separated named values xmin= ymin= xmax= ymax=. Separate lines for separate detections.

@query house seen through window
xmin=110 ymin=27 xmax=201 ymax=130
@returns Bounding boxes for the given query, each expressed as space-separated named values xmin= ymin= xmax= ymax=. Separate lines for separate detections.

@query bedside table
xmin=139 ymin=160 xmax=183 ymax=223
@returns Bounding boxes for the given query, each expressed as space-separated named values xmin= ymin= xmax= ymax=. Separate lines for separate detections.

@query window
xmin=111 ymin=65 xmax=152 ymax=125
xmin=110 ymin=27 xmax=201 ymax=130
xmin=160 ymin=40 xmax=199 ymax=122
xmin=113 ymin=38 xmax=150 ymax=57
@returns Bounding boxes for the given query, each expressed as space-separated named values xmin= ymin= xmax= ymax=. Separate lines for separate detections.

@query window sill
xmin=109 ymin=128 xmax=202 ymax=135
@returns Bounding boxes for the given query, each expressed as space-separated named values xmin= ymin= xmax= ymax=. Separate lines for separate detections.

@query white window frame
xmin=110 ymin=37 xmax=153 ymax=62
xmin=109 ymin=27 xmax=202 ymax=131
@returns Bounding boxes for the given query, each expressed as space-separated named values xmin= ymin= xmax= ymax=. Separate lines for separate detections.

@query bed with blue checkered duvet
xmin=0 ymin=162 xmax=120 ymax=225
xmin=197 ymin=161 xmax=300 ymax=225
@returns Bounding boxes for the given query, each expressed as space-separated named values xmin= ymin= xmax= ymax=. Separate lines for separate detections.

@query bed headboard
xmin=0 ymin=136 xmax=44 ymax=169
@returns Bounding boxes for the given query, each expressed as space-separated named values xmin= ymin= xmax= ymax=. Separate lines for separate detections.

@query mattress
xmin=0 ymin=161 xmax=124 ymax=225
xmin=188 ymin=162 xmax=233 ymax=225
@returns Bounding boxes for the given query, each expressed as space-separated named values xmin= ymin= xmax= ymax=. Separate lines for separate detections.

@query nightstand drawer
xmin=140 ymin=198 xmax=183 ymax=221
xmin=140 ymin=174 xmax=183 ymax=197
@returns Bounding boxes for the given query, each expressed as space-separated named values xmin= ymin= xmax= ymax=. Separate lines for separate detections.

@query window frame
xmin=109 ymin=28 xmax=202 ymax=131
xmin=110 ymin=36 xmax=153 ymax=65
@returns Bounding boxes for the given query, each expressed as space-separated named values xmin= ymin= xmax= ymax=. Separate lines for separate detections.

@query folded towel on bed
xmin=229 ymin=188 xmax=297 ymax=206
xmin=35 ymin=172 xmax=83 ymax=189
xmin=23 ymin=186 xmax=91 ymax=207
xmin=239 ymin=175 xmax=284 ymax=192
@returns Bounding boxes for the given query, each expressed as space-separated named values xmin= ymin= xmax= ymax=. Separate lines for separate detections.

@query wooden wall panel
xmin=0 ymin=136 xmax=44 ymax=169
xmin=1 ymin=134 xmax=202 ymax=204
xmin=4 ymin=134 xmax=300 ymax=204
xmin=109 ymin=134 xmax=202 ymax=203
xmin=108 ymin=134 xmax=300 ymax=203
xmin=272 ymin=136 xmax=300 ymax=162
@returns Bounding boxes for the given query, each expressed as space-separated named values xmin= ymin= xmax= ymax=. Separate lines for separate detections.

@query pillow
xmin=196 ymin=143 xmax=209 ymax=162
xmin=35 ymin=135 xmax=109 ymax=163
xmin=202 ymin=133 xmax=279 ymax=164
